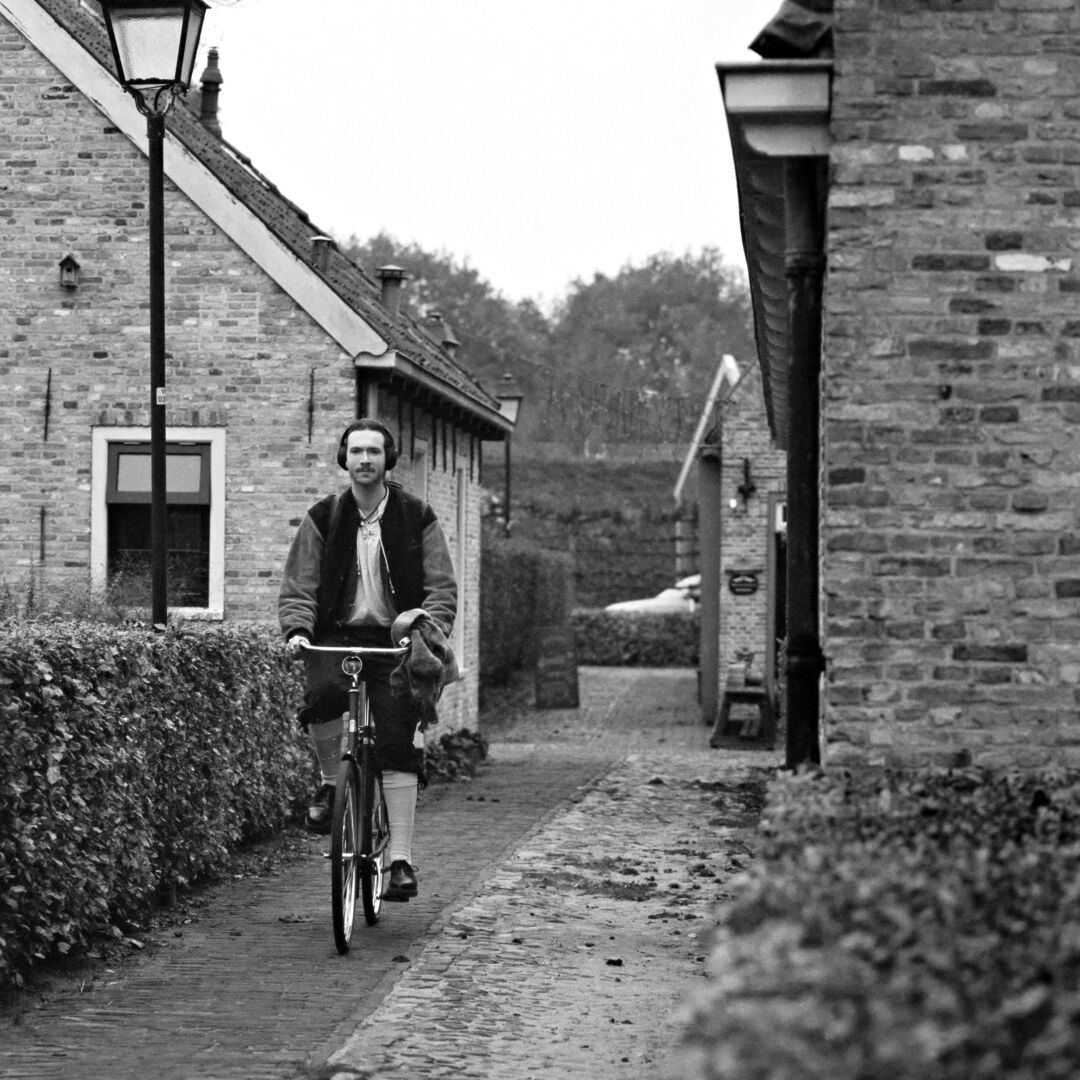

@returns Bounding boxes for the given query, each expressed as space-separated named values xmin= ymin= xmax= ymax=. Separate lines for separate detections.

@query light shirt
xmin=345 ymin=487 xmax=396 ymax=627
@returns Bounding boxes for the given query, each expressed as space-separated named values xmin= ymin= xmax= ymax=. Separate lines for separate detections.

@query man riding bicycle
xmin=278 ymin=418 xmax=457 ymax=901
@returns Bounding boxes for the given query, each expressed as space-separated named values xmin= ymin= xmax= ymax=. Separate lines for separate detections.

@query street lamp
xmin=495 ymin=373 xmax=524 ymax=538
xmin=99 ymin=0 xmax=208 ymax=628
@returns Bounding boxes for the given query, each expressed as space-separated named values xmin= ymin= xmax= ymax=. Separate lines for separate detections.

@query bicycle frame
xmin=300 ymin=640 xmax=408 ymax=952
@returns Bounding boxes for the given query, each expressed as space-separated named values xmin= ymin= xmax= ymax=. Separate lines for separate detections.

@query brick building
xmin=721 ymin=0 xmax=1080 ymax=766
xmin=683 ymin=356 xmax=786 ymax=734
xmin=717 ymin=362 xmax=787 ymax=710
xmin=0 ymin=0 xmax=513 ymax=733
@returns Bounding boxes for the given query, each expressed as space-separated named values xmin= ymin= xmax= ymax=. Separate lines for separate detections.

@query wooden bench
xmin=709 ymin=679 xmax=776 ymax=748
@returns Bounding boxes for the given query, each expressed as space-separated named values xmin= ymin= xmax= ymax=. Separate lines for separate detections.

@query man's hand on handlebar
xmin=286 ymin=634 xmax=309 ymax=657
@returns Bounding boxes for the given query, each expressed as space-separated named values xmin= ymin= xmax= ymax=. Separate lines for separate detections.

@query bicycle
xmin=299 ymin=639 xmax=410 ymax=954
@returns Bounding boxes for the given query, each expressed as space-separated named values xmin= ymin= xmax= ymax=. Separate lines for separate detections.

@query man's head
xmin=336 ymin=419 xmax=398 ymax=471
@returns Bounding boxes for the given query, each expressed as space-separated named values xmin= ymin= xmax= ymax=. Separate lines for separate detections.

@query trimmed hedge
xmin=0 ymin=620 xmax=309 ymax=987
xmin=480 ymin=523 xmax=573 ymax=685
xmin=571 ymin=608 xmax=699 ymax=666
xmin=684 ymin=767 xmax=1080 ymax=1080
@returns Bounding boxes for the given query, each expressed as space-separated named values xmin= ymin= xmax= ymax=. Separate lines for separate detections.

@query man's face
xmin=345 ymin=429 xmax=388 ymax=489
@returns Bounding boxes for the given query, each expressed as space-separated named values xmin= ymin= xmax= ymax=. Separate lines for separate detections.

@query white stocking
xmin=382 ymin=770 xmax=418 ymax=865
xmin=309 ymin=716 xmax=344 ymax=787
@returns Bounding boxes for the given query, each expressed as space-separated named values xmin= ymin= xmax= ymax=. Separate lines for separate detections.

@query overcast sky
xmin=198 ymin=1 xmax=780 ymax=306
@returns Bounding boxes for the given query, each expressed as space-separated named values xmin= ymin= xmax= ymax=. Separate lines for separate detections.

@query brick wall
xmin=0 ymin=16 xmax=482 ymax=734
xmin=824 ymin=0 xmax=1080 ymax=766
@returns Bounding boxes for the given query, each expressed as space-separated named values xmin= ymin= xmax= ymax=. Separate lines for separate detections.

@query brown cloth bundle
xmin=390 ymin=609 xmax=460 ymax=729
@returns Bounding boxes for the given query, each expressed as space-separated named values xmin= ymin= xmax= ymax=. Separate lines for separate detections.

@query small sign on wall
xmin=727 ymin=569 xmax=760 ymax=596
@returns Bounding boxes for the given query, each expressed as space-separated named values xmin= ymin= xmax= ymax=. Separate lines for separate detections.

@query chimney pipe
xmin=310 ymin=235 xmax=334 ymax=273
xmin=198 ymin=47 xmax=223 ymax=137
xmin=375 ymin=265 xmax=408 ymax=315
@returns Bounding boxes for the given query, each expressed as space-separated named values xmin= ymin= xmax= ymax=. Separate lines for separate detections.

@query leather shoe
xmin=306 ymin=784 xmax=334 ymax=835
xmin=385 ymin=860 xmax=418 ymax=901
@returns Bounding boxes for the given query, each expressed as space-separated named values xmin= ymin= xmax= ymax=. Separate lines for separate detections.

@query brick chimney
xmin=375 ymin=265 xmax=408 ymax=315
xmin=198 ymin=47 xmax=223 ymax=137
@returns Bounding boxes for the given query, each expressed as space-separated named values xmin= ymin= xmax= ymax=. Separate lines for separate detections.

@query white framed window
xmin=91 ymin=427 xmax=226 ymax=618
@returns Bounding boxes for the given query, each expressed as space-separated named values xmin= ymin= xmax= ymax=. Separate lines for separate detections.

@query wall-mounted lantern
xmin=729 ymin=457 xmax=757 ymax=513
xmin=59 ymin=254 xmax=81 ymax=289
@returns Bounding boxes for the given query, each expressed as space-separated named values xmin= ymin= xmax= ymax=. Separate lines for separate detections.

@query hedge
xmin=683 ymin=766 xmax=1080 ymax=1080
xmin=571 ymin=608 xmax=699 ymax=667
xmin=480 ymin=523 xmax=573 ymax=685
xmin=0 ymin=620 xmax=309 ymax=987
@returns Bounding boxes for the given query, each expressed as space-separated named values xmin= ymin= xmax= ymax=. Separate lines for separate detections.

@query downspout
xmin=698 ymin=431 xmax=722 ymax=724
xmin=783 ymin=157 xmax=826 ymax=767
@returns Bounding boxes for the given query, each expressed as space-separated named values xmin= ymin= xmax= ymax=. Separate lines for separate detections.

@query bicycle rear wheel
xmin=360 ymin=762 xmax=388 ymax=925
xmin=330 ymin=757 xmax=360 ymax=954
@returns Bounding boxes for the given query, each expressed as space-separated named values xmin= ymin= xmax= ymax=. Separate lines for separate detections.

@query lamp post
xmin=99 ymin=0 xmax=208 ymax=628
xmin=495 ymin=373 xmax=524 ymax=538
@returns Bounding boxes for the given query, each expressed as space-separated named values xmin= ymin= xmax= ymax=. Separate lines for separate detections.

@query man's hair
xmin=337 ymin=418 xmax=398 ymax=470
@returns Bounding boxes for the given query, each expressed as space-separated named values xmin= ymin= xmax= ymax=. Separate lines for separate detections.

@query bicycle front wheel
xmin=360 ymin=763 xmax=388 ymax=925
xmin=330 ymin=757 xmax=360 ymax=954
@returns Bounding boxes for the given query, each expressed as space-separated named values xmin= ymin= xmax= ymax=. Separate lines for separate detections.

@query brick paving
xmin=0 ymin=668 xmax=777 ymax=1079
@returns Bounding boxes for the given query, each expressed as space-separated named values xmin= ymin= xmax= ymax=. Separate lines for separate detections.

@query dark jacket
xmin=278 ymin=482 xmax=457 ymax=642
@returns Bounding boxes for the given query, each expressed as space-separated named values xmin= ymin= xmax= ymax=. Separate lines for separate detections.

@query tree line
xmin=344 ymin=232 xmax=755 ymax=453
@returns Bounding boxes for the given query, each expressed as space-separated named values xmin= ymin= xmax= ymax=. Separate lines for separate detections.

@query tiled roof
xmin=35 ymin=0 xmax=508 ymax=435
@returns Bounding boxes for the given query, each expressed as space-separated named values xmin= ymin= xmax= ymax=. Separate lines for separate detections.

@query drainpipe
xmin=784 ymin=157 xmax=826 ymax=767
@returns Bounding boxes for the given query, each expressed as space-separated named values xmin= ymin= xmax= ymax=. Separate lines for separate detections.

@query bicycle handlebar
xmin=298 ymin=640 xmax=409 ymax=656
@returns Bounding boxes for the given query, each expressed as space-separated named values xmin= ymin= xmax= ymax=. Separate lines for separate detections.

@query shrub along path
xmin=0 ymin=668 xmax=777 ymax=1079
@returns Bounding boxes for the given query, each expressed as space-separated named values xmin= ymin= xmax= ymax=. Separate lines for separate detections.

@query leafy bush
xmin=0 ymin=568 xmax=132 ymax=624
xmin=480 ymin=522 xmax=573 ymax=684
xmin=571 ymin=608 xmax=698 ymax=666
xmin=423 ymin=729 xmax=489 ymax=784
xmin=0 ymin=620 xmax=308 ymax=988
xmin=684 ymin=767 xmax=1080 ymax=1080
